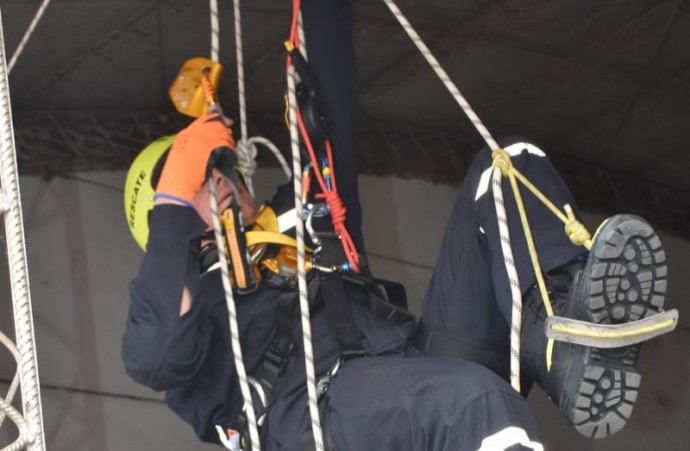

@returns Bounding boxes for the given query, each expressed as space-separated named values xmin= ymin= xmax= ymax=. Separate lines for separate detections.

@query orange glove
xmin=155 ymin=113 xmax=237 ymax=205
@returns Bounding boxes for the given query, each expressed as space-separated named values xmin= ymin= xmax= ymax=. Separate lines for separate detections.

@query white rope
xmin=236 ymin=136 xmax=292 ymax=186
xmin=209 ymin=0 xmax=220 ymax=62
xmin=7 ymin=0 xmax=52 ymax=74
xmin=0 ymin=331 xmax=21 ymax=429
xmin=204 ymin=4 xmax=293 ymax=449
xmin=249 ymin=137 xmax=292 ymax=180
xmin=232 ymin=0 xmax=250 ymax=188
xmin=491 ymin=169 xmax=522 ymax=391
xmin=0 ymin=397 xmax=30 ymax=451
xmin=0 ymin=9 xmax=46 ymax=451
xmin=382 ymin=0 xmax=524 ymax=391
xmin=287 ymin=13 xmax=324 ymax=449
xmin=380 ymin=0 xmax=498 ymax=150
xmin=232 ymin=0 xmax=247 ymax=143
xmin=208 ymin=179 xmax=261 ymax=451
xmin=231 ymin=0 xmax=292 ymax=197
xmin=206 ymin=3 xmax=261 ymax=448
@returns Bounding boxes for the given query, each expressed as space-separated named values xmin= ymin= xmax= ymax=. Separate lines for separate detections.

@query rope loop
xmin=491 ymin=148 xmax=512 ymax=176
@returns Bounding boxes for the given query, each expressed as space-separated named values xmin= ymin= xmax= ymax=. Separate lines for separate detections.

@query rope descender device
xmin=169 ymin=57 xmax=224 ymax=118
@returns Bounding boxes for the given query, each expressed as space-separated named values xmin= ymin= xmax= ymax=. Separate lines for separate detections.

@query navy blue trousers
xmin=323 ymin=357 xmax=542 ymax=451
xmin=422 ymin=139 xmax=585 ymax=353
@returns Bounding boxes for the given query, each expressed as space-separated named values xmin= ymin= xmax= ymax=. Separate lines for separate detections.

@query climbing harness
xmin=382 ymin=0 xmax=678 ymax=390
xmin=220 ymin=235 xmax=413 ymax=451
xmin=199 ymin=204 xmax=317 ymax=287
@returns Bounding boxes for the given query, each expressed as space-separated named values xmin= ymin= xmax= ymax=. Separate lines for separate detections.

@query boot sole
xmin=564 ymin=215 xmax=667 ymax=438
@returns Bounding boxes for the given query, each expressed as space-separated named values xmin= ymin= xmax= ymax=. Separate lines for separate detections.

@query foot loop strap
xmin=544 ymin=309 xmax=679 ymax=348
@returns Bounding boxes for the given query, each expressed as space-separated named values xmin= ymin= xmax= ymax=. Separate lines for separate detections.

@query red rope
xmin=296 ymin=110 xmax=361 ymax=272
xmin=287 ymin=0 xmax=361 ymax=273
xmin=289 ymin=0 xmax=300 ymax=48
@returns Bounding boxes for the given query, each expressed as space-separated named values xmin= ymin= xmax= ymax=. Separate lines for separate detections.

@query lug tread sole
xmin=564 ymin=216 xmax=666 ymax=439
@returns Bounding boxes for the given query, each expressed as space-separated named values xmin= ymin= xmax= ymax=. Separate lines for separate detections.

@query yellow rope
xmin=493 ymin=148 xmax=557 ymax=369
xmin=492 ymin=148 xmax=673 ymax=372
xmin=564 ymin=204 xmax=592 ymax=250
xmin=506 ymin=162 xmax=592 ymax=249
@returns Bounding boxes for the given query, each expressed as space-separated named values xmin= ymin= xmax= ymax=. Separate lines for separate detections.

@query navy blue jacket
xmin=122 ymin=188 xmax=416 ymax=447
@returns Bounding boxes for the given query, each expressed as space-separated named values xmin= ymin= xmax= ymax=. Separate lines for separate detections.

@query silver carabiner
xmin=304 ymin=203 xmax=322 ymax=249
xmin=316 ymin=357 xmax=343 ymax=400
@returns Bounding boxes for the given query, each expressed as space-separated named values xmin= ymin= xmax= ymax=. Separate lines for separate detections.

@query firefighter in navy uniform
xmin=122 ymin=0 xmax=671 ymax=449
xmin=122 ymin=1 xmax=545 ymax=449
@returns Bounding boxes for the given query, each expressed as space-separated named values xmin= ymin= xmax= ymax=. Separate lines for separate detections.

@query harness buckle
xmin=264 ymin=342 xmax=294 ymax=377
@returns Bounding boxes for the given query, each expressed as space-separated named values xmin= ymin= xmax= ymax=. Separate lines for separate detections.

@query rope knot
xmin=235 ymin=138 xmax=258 ymax=179
xmin=563 ymin=204 xmax=592 ymax=248
xmin=491 ymin=148 xmax=512 ymax=176
xmin=324 ymin=191 xmax=347 ymax=226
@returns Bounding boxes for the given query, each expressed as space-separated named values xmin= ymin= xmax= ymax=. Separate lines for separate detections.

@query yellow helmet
xmin=124 ymin=135 xmax=176 ymax=250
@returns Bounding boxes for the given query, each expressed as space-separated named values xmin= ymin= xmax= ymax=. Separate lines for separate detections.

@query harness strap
xmin=341 ymin=273 xmax=414 ymax=326
xmin=319 ymin=274 xmax=367 ymax=359
xmin=412 ymin=321 xmax=510 ymax=380
xmin=252 ymin=277 xmax=321 ymax=419
xmin=252 ymin=292 xmax=298 ymax=414
xmin=318 ymin=238 xmax=368 ymax=359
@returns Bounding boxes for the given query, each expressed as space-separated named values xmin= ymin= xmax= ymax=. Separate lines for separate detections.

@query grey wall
xmin=1 ymin=167 xmax=688 ymax=450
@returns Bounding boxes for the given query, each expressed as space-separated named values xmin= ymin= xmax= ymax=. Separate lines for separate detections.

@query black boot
xmin=520 ymin=215 xmax=667 ymax=438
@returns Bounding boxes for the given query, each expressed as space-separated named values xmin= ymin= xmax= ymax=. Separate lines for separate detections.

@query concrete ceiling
xmin=1 ymin=0 xmax=690 ymax=236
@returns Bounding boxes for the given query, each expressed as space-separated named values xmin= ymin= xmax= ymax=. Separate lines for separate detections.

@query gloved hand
xmin=155 ymin=113 xmax=237 ymax=205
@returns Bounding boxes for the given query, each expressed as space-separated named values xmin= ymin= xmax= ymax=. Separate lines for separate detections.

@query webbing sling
xmin=412 ymin=322 xmax=510 ymax=380
xmin=341 ymin=273 xmax=414 ymax=326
